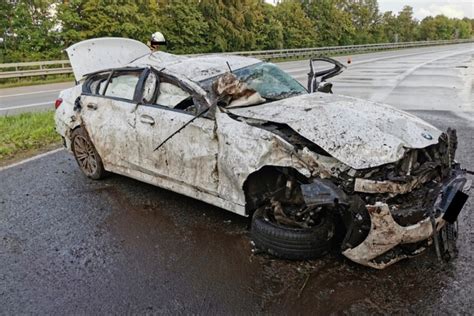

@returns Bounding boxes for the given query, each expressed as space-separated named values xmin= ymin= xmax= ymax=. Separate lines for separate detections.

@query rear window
xmin=104 ymin=71 xmax=141 ymax=100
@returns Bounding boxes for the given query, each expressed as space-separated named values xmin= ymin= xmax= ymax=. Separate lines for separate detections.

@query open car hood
xmin=229 ymin=93 xmax=442 ymax=169
xmin=66 ymin=37 xmax=151 ymax=81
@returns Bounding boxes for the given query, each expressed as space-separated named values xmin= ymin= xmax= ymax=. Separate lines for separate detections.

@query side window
xmin=86 ymin=73 xmax=109 ymax=95
xmin=104 ymin=71 xmax=141 ymax=100
xmin=156 ymin=81 xmax=192 ymax=109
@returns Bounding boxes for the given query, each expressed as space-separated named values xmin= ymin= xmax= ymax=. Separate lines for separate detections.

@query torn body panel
xmin=354 ymin=173 xmax=433 ymax=195
xmin=54 ymin=85 xmax=83 ymax=150
xmin=342 ymin=202 xmax=442 ymax=269
xmin=215 ymin=109 xmax=314 ymax=210
xmin=343 ymin=171 xmax=470 ymax=269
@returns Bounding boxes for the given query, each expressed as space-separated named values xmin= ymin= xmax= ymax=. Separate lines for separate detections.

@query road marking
xmin=0 ymin=148 xmax=64 ymax=172
xmin=0 ymin=88 xmax=62 ymax=98
xmin=281 ymin=47 xmax=471 ymax=75
xmin=370 ymin=49 xmax=474 ymax=102
xmin=0 ymin=102 xmax=52 ymax=111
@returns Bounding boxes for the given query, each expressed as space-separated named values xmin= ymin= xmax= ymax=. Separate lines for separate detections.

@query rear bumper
xmin=342 ymin=171 xmax=471 ymax=269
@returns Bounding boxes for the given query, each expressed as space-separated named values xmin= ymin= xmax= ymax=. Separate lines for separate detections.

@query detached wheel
xmin=251 ymin=206 xmax=335 ymax=260
xmin=71 ymin=127 xmax=106 ymax=180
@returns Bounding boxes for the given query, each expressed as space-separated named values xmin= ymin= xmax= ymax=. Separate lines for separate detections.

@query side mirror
xmin=307 ymin=57 xmax=346 ymax=93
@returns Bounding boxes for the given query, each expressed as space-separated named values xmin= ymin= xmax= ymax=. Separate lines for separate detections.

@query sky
xmin=378 ymin=0 xmax=474 ymax=19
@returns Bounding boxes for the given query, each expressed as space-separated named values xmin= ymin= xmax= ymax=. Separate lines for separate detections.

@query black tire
xmin=251 ymin=207 xmax=335 ymax=260
xmin=439 ymin=221 xmax=459 ymax=261
xmin=71 ymin=127 xmax=106 ymax=180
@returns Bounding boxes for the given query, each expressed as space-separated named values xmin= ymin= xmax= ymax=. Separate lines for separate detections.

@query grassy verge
xmin=0 ymin=111 xmax=61 ymax=165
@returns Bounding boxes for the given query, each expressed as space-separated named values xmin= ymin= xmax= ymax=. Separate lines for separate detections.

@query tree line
xmin=1 ymin=0 xmax=473 ymax=63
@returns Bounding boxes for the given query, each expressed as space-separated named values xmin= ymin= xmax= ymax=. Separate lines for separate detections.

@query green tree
xmin=303 ymin=0 xmax=355 ymax=46
xmin=417 ymin=15 xmax=471 ymax=40
xmin=418 ymin=16 xmax=438 ymax=40
xmin=274 ymin=0 xmax=317 ymax=48
xmin=396 ymin=5 xmax=418 ymax=41
xmin=57 ymin=0 xmax=158 ymax=47
xmin=3 ymin=0 xmax=60 ymax=62
xmin=380 ymin=11 xmax=399 ymax=42
xmin=455 ymin=18 xmax=472 ymax=38
xmin=342 ymin=0 xmax=383 ymax=43
xmin=199 ymin=0 xmax=267 ymax=52
xmin=254 ymin=3 xmax=284 ymax=50
xmin=157 ymin=0 xmax=209 ymax=54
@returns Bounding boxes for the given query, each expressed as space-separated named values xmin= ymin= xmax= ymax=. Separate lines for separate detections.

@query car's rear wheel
xmin=251 ymin=204 xmax=335 ymax=260
xmin=71 ymin=127 xmax=106 ymax=180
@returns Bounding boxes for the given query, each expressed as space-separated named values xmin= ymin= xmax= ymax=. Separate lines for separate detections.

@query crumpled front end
xmin=221 ymin=107 xmax=470 ymax=269
xmin=335 ymin=130 xmax=471 ymax=268
xmin=342 ymin=172 xmax=470 ymax=269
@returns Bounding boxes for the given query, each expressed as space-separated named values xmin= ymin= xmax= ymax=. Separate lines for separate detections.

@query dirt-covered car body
xmin=55 ymin=38 xmax=470 ymax=269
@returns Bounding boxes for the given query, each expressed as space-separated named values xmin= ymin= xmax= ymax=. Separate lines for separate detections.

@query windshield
xmin=233 ymin=63 xmax=307 ymax=100
xmin=200 ymin=62 xmax=307 ymax=102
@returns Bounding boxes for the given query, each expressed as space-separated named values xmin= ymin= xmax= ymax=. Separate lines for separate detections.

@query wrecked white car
xmin=55 ymin=38 xmax=471 ymax=269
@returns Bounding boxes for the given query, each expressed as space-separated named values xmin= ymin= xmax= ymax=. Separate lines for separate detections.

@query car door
xmin=80 ymin=68 xmax=144 ymax=169
xmin=134 ymin=72 xmax=219 ymax=194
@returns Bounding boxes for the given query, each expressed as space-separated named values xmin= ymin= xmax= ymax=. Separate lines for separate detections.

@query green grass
xmin=0 ymin=111 xmax=61 ymax=161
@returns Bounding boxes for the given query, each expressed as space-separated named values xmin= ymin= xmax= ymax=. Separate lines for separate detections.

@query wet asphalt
xmin=1 ymin=44 xmax=474 ymax=314
xmin=1 ymin=111 xmax=473 ymax=314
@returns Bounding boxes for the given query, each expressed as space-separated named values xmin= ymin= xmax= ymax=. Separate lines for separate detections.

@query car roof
xmin=129 ymin=52 xmax=262 ymax=82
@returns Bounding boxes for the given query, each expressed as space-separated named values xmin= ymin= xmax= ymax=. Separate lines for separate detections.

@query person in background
xmin=149 ymin=32 xmax=166 ymax=51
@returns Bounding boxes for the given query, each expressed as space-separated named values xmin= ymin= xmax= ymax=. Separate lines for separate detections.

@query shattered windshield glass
xmin=233 ymin=63 xmax=307 ymax=100
xmin=200 ymin=62 xmax=307 ymax=102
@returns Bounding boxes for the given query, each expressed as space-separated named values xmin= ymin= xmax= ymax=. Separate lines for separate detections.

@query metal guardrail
xmin=232 ymin=39 xmax=473 ymax=59
xmin=0 ymin=60 xmax=71 ymax=79
xmin=1 ymin=39 xmax=472 ymax=80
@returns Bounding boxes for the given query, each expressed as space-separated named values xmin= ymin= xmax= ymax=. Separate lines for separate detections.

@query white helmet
xmin=151 ymin=32 xmax=166 ymax=46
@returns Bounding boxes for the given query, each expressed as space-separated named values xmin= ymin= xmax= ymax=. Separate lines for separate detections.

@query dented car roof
xmin=130 ymin=52 xmax=261 ymax=82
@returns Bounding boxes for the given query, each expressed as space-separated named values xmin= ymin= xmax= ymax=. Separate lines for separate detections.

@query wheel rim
xmin=73 ymin=135 xmax=98 ymax=176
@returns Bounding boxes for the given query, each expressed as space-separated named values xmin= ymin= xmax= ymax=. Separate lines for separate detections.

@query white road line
xmin=0 ymin=148 xmax=64 ymax=172
xmin=0 ymin=88 xmax=62 ymax=98
xmin=0 ymin=102 xmax=52 ymax=111
xmin=283 ymin=47 xmax=474 ymax=75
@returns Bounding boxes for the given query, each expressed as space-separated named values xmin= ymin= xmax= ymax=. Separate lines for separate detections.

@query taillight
xmin=55 ymin=98 xmax=63 ymax=109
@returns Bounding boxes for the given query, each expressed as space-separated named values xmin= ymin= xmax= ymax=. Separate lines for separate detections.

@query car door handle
xmin=87 ymin=103 xmax=98 ymax=110
xmin=140 ymin=115 xmax=155 ymax=125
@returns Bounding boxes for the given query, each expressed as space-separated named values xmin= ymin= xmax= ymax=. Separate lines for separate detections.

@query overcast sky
xmin=378 ymin=0 xmax=474 ymax=19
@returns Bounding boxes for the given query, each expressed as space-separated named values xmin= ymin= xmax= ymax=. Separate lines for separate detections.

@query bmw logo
xmin=422 ymin=132 xmax=433 ymax=140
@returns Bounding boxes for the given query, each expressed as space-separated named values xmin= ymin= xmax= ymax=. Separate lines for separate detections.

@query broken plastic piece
xmin=301 ymin=179 xmax=349 ymax=207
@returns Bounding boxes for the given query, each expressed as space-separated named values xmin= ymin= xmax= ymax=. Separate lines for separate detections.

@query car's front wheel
xmin=71 ymin=127 xmax=106 ymax=180
xmin=251 ymin=204 xmax=335 ymax=260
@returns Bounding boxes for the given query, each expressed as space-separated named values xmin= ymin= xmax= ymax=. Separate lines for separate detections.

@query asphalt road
xmin=1 ymin=44 xmax=474 ymax=314
xmin=0 ymin=82 xmax=73 ymax=116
